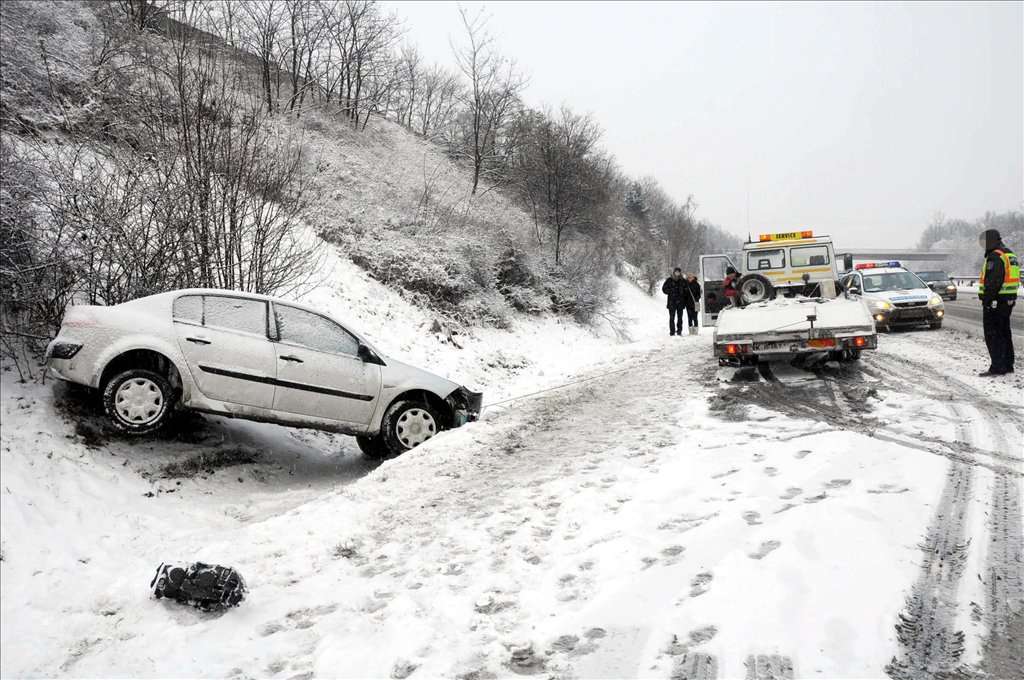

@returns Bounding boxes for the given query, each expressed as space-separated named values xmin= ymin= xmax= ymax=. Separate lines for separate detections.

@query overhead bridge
xmin=842 ymin=249 xmax=956 ymax=262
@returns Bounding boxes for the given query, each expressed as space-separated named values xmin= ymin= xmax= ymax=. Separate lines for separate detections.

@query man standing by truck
xmin=978 ymin=229 xmax=1019 ymax=376
xmin=663 ymin=268 xmax=687 ymax=336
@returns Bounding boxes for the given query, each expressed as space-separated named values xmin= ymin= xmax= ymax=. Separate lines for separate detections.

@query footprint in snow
xmin=804 ymin=492 xmax=827 ymax=503
xmin=867 ymin=484 xmax=910 ymax=495
xmin=689 ymin=572 xmax=713 ymax=597
xmin=773 ymin=503 xmax=798 ymax=515
xmin=752 ymin=453 xmax=766 ymax=462
xmin=779 ymin=487 xmax=802 ymax=500
xmin=748 ymin=540 xmax=782 ymax=560
xmin=712 ymin=468 xmax=739 ymax=479
xmin=794 ymin=450 xmax=811 ymax=459
xmin=742 ymin=511 xmax=762 ymax=525
xmin=824 ymin=478 xmax=851 ymax=489
xmin=763 ymin=467 xmax=779 ymax=477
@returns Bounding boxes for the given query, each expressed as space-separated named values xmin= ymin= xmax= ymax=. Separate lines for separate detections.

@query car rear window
xmin=747 ymin=249 xmax=785 ymax=271
xmin=173 ymin=295 xmax=202 ymax=324
xmin=790 ymin=245 xmax=830 ymax=267
xmin=203 ymin=296 xmax=267 ymax=336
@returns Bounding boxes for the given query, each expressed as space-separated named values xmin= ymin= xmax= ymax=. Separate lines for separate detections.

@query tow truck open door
xmin=700 ymin=254 xmax=738 ymax=327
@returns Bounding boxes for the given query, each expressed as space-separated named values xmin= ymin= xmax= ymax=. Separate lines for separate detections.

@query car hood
xmin=866 ymin=289 xmax=933 ymax=304
xmin=379 ymin=356 xmax=463 ymax=397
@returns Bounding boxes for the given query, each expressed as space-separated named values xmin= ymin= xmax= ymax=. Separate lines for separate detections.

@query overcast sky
xmin=383 ymin=1 xmax=1022 ymax=248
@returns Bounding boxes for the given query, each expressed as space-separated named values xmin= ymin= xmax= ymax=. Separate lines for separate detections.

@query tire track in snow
xmin=867 ymin=353 xmax=1024 ymax=678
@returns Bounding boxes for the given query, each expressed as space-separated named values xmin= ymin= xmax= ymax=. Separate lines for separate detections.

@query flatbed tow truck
xmin=700 ymin=231 xmax=878 ymax=366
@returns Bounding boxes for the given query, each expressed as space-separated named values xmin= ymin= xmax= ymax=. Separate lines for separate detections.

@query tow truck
xmin=700 ymin=231 xmax=878 ymax=365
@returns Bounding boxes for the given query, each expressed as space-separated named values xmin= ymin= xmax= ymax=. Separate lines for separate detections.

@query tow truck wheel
xmin=738 ymin=273 xmax=775 ymax=303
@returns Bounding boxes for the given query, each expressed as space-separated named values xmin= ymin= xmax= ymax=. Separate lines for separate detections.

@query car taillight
xmin=853 ymin=336 xmax=868 ymax=348
xmin=807 ymin=338 xmax=835 ymax=348
xmin=725 ymin=344 xmax=749 ymax=355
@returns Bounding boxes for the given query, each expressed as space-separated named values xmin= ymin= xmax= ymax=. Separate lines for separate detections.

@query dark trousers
xmin=982 ymin=302 xmax=1015 ymax=373
xmin=686 ymin=307 xmax=699 ymax=328
xmin=669 ymin=306 xmax=684 ymax=335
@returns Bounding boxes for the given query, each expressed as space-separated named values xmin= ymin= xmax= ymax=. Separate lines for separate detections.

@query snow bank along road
xmin=1 ymin=327 xmax=1022 ymax=679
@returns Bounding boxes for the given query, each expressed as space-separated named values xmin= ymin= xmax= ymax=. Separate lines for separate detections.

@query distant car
xmin=45 ymin=289 xmax=482 ymax=457
xmin=914 ymin=270 xmax=958 ymax=300
xmin=841 ymin=262 xmax=945 ymax=330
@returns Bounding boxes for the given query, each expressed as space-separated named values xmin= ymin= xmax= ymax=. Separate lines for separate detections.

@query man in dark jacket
xmin=662 ymin=268 xmax=686 ymax=336
xmin=978 ymin=229 xmax=1019 ymax=376
xmin=684 ymin=273 xmax=702 ymax=334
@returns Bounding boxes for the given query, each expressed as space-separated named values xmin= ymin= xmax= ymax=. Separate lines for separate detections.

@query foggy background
xmin=386 ymin=1 xmax=1024 ymax=248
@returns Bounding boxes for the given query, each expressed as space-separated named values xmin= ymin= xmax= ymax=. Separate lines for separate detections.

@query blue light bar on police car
xmin=855 ymin=260 xmax=901 ymax=270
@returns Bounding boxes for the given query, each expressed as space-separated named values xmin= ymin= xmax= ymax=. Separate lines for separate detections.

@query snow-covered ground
xmin=2 ymin=268 xmax=1023 ymax=679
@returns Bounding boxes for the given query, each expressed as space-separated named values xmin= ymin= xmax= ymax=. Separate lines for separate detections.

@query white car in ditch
xmin=45 ymin=289 xmax=483 ymax=457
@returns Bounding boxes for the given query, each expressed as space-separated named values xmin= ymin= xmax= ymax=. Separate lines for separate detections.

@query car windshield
xmin=862 ymin=272 xmax=928 ymax=293
xmin=915 ymin=271 xmax=949 ymax=282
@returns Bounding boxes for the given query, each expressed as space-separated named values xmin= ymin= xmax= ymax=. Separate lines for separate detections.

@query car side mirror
xmin=847 ymin=287 xmax=860 ymax=295
xmin=357 ymin=343 xmax=384 ymax=365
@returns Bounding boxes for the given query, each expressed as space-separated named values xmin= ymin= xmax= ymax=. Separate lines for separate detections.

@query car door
xmin=699 ymin=254 xmax=738 ymax=327
xmin=270 ymin=303 xmax=382 ymax=425
xmin=172 ymin=294 xmax=277 ymax=408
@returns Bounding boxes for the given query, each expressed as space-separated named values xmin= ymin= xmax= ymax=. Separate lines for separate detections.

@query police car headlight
xmin=928 ymin=295 xmax=943 ymax=306
xmin=871 ymin=300 xmax=892 ymax=310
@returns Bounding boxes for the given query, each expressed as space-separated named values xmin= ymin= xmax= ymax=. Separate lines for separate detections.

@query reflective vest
xmin=979 ymin=249 xmax=1020 ymax=299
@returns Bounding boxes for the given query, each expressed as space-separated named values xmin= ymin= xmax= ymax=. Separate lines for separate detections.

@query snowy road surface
xmin=942 ymin=297 xmax=1024 ymax=334
xmin=1 ymin=324 xmax=1022 ymax=679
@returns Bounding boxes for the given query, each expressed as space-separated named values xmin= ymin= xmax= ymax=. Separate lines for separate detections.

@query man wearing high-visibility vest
xmin=978 ymin=229 xmax=1019 ymax=376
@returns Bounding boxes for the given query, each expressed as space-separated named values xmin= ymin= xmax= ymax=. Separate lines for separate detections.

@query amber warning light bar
xmin=758 ymin=231 xmax=814 ymax=242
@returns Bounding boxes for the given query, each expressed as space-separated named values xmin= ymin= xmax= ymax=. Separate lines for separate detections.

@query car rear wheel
xmin=103 ymin=368 xmax=174 ymax=434
xmin=381 ymin=400 xmax=440 ymax=457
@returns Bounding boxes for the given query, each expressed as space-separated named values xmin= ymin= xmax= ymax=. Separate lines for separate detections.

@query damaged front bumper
xmin=447 ymin=386 xmax=483 ymax=427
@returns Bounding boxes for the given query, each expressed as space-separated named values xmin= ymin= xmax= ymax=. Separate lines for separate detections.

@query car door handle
xmin=186 ymin=336 xmax=212 ymax=345
xmin=280 ymin=355 xmax=303 ymax=363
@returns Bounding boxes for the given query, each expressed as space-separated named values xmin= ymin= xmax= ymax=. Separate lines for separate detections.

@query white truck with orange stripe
xmin=700 ymin=232 xmax=877 ymax=365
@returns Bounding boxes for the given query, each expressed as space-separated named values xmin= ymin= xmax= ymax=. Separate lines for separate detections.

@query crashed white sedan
xmin=46 ymin=289 xmax=482 ymax=457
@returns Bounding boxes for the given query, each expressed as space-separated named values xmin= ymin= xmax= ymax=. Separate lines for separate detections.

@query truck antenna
xmin=746 ymin=175 xmax=751 ymax=241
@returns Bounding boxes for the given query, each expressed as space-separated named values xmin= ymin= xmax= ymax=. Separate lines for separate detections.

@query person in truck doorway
xmin=662 ymin=267 xmax=687 ymax=336
xmin=684 ymin=273 xmax=702 ymax=334
xmin=978 ymin=228 xmax=1019 ymax=376
xmin=724 ymin=266 xmax=742 ymax=308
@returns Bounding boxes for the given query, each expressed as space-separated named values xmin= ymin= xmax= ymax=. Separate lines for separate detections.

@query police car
xmin=840 ymin=262 xmax=945 ymax=330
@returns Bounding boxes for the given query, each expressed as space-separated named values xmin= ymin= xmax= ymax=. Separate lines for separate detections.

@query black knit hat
xmin=980 ymin=229 xmax=1002 ymax=250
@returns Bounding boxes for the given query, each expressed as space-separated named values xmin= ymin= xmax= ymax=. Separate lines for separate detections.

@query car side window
xmin=273 ymin=304 xmax=359 ymax=356
xmin=203 ymin=296 xmax=268 ymax=336
xmin=173 ymin=295 xmax=203 ymax=324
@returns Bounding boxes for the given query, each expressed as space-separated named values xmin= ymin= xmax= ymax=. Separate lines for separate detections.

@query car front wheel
xmin=356 ymin=433 xmax=388 ymax=459
xmin=103 ymin=368 xmax=174 ymax=434
xmin=381 ymin=400 xmax=440 ymax=457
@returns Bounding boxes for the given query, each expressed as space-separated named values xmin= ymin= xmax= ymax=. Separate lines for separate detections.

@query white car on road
xmin=840 ymin=262 xmax=945 ymax=330
xmin=46 ymin=289 xmax=482 ymax=457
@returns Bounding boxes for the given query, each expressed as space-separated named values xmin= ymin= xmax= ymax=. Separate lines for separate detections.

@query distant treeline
xmin=917 ymin=210 xmax=1023 ymax=275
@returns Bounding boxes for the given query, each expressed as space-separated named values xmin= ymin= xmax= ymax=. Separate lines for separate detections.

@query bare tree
xmin=515 ymin=105 xmax=613 ymax=265
xmin=451 ymin=5 xmax=526 ymax=194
